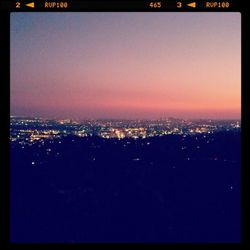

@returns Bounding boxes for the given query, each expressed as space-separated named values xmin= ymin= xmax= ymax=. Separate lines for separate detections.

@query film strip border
xmin=0 ymin=0 xmax=241 ymax=12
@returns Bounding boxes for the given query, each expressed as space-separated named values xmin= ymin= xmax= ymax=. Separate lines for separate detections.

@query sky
xmin=10 ymin=13 xmax=241 ymax=120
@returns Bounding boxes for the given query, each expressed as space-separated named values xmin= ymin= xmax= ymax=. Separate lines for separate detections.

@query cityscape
xmin=10 ymin=116 xmax=241 ymax=243
xmin=10 ymin=116 xmax=240 ymax=144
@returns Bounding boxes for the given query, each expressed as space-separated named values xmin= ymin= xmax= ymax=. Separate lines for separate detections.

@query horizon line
xmin=10 ymin=115 xmax=241 ymax=121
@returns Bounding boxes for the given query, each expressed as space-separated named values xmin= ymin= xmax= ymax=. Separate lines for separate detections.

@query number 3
xmin=177 ymin=2 xmax=182 ymax=8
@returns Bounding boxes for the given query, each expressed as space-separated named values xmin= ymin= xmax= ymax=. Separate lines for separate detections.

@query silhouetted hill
xmin=10 ymin=131 xmax=240 ymax=243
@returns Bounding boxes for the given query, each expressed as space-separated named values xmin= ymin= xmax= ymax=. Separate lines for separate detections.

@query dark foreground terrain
xmin=10 ymin=131 xmax=241 ymax=243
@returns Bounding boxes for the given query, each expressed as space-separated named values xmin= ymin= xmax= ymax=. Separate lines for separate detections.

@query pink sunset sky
xmin=10 ymin=13 xmax=241 ymax=120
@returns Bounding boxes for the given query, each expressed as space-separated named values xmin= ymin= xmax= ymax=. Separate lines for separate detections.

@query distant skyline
xmin=11 ymin=13 xmax=241 ymax=120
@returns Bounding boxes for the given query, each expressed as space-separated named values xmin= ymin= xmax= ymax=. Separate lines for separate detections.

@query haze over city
xmin=11 ymin=13 xmax=240 ymax=120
